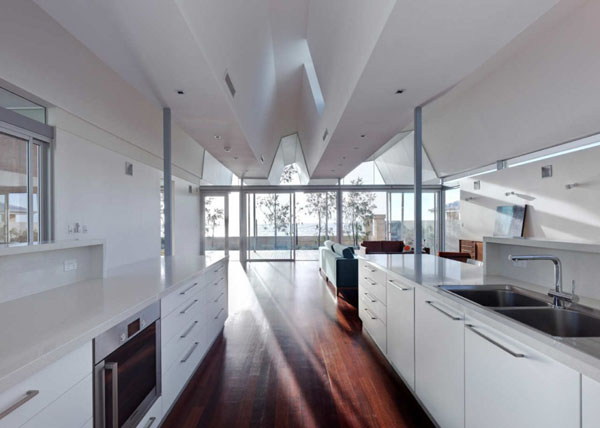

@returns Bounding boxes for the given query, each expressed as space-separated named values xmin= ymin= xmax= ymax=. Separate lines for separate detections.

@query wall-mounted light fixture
xmin=565 ymin=182 xmax=579 ymax=190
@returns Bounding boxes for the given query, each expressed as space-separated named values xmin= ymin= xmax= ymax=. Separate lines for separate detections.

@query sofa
xmin=319 ymin=240 xmax=358 ymax=299
xmin=360 ymin=240 xmax=404 ymax=254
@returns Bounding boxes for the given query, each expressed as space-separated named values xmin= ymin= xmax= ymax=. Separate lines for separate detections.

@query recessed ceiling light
xmin=260 ymin=155 xmax=265 ymax=163
xmin=342 ymin=156 xmax=347 ymax=160
xmin=395 ymin=89 xmax=405 ymax=94
xmin=176 ymin=90 xmax=184 ymax=95
xmin=234 ymin=156 xmax=239 ymax=160
xmin=330 ymin=169 xmax=335 ymax=172
xmin=224 ymin=145 xmax=231 ymax=152
xmin=338 ymin=163 xmax=343 ymax=167
xmin=353 ymin=146 xmax=359 ymax=150
xmin=214 ymin=135 xmax=222 ymax=140
xmin=360 ymin=134 xmax=366 ymax=138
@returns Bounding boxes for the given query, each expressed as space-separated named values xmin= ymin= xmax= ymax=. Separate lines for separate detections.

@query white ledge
xmin=0 ymin=239 xmax=105 ymax=257
xmin=483 ymin=237 xmax=600 ymax=254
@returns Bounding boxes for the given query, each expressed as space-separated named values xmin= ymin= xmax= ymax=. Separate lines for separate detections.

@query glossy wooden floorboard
xmin=162 ymin=261 xmax=433 ymax=428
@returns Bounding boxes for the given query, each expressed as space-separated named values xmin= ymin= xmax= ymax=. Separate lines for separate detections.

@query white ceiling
xmin=34 ymin=0 xmax=563 ymax=180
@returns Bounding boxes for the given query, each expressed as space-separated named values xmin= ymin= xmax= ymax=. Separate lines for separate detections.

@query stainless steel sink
xmin=495 ymin=308 xmax=600 ymax=337
xmin=440 ymin=284 xmax=549 ymax=308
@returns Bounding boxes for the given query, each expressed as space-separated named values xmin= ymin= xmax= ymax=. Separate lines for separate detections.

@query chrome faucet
xmin=508 ymin=254 xmax=573 ymax=308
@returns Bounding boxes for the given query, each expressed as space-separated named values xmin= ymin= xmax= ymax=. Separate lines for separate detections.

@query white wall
xmin=459 ymin=144 xmax=600 ymax=244
xmin=53 ymin=121 xmax=162 ymax=269
xmin=0 ymin=0 xmax=205 ymax=183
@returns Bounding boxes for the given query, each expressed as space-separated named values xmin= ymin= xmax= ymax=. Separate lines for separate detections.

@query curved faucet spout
xmin=508 ymin=254 xmax=564 ymax=307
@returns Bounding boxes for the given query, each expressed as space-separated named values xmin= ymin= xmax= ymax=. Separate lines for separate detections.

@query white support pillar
xmin=163 ymin=107 xmax=173 ymax=256
xmin=414 ymin=106 xmax=423 ymax=254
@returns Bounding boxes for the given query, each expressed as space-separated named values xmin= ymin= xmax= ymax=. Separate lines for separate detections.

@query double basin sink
xmin=440 ymin=284 xmax=600 ymax=338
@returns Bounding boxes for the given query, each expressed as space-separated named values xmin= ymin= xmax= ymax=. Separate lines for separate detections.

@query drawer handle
xmin=363 ymin=277 xmax=377 ymax=286
xmin=426 ymin=300 xmax=462 ymax=321
xmin=181 ymin=342 xmax=200 ymax=363
xmin=144 ymin=417 xmax=157 ymax=428
xmin=364 ymin=292 xmax=377 ymax=303
xmin=0 ymin=390 xmax=39 ymax=420
xmin=179 ymin=282 xmax=198 ymax=295
xmin=466 ymin=325 xmax=525 ymax=358
xmin=180 ymin=320 xmax=198 ymax=339
xmin=214 ymin=277 xmax=224 ymax=286
xmin=388 ymin=279 xmax=411 ymax=291
xmin=214 ymin=265 xmax=224 ymax=273
xmin=180 ymin=299 xmax=199 ymax=314
xmin=214 ymin=292 xmax=224 ymax=303
xmin=214 ymin=308 xmax=224 ymax=319
xmin=363 ymin=307 xmax=377 ymax=320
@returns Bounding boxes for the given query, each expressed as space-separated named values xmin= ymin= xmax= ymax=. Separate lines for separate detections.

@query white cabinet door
xmin=386 ymin=276 xmax=415 ymax=390
xmin=465 ymin=321 xmax=580 ymax=428
xmin=583 ymin=375 xmax=600 ymax=427
xmin=415 ymin=288 xmax=464 ymax=428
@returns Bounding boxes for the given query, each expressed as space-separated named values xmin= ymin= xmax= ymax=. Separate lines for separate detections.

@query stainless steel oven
xmin=94 ymin=302 xmax=161 ymax=428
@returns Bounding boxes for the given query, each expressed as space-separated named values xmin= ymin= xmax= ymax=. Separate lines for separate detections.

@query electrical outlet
xmin=512 ymin=260 xmax=527 ymax=268
xmin=64 ymin=259 xmax=78 ymax=272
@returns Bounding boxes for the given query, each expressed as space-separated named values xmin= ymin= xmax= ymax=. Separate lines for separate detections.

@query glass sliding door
xmin=389 ymin=191 xmax=439 ymax=253
xmin=294 ymin=191 xmax=337 ymax=260
xmin=203 ymin=194 xmax=228 ymax=257
xmin=341 ymin=190 xmax=387 ymax=248
xmin=248 ymin=192 xmax=294 ymax=260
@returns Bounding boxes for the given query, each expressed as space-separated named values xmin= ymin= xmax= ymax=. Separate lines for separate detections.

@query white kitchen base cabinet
xmin=415 ymin=288 xmax=465 ymax=428
xmin=465 ymin=320 xmax=580 ymax=428
xmin=582 ymin=375 xmax=600 ymax=427
xmin=386 ymin=275 xmax=415 ymax=390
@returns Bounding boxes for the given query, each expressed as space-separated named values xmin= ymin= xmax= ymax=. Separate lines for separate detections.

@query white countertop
xmin=361 ymin=253 xmax=600 ymax=382
xmin=0 ymin=253 xmax=226 ymax=393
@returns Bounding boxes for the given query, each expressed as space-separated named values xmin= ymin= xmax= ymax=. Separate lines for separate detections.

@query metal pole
xmin=239 ymin=188 xmax=247 ymax=263
xmin=163 ymin=108 xmax=173 ymax=256
xmin=336 ymin=180 xmax=343 ymax=243
xmin=414 ymin=106 xmax=423 ymax=254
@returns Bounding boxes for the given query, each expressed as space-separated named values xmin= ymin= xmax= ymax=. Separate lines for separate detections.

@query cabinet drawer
xmin=359 ymin=261 xmax=386 ymax=285
xmin=162 ymin=276 xmax=202 ymax=318
xmin=135 ymin=396 xmax=161 ymax=428
xmin=162 ymin=293 xmax=202 ymax=345
xmin=207 ymin=276 xmax=226 ymax=303
xmin=359 ymin=288 xmax=386 ymax=324
xmin=162 ymin=314 xmax=203 ymax=375
xmin=20 ymin=374 xmax=92 ymax=428
xmin=0 ymin=343 xmax=91 ymax=428
xmin=359 ymin=294 xmax=387 ymax=353
xmin=162 ymin=338 xmax=205 ymax=413
xmin=360 ymin=275 xmax=386 ymax=304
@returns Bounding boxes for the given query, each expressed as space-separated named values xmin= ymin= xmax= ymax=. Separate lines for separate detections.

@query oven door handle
xmin=105 ymin=362 xmax=119 ymax=428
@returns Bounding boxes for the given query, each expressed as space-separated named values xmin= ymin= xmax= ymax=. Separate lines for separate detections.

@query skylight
xmin=300 ymin=40 xmax=325 ymax=116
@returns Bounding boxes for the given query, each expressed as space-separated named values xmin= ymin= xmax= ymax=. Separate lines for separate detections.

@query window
xmin=0 ymin=87 xmax=46 ymax=124
xmin=0 ymin=130 xmax=49 ymax=244
xmin=444 ymin=188 xmax=461 ymax=252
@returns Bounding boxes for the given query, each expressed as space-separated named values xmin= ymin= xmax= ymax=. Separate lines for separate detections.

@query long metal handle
xmin=214 ymin=308 xmax=224 ymax=319
xmin=180 ymin=299 xmax=198 ymax=314
xmin=181 ymin=342 xmax=199 ymax=363
xmin=0 ymin=390 xmax=39 ymax=420
xmin=466 ymin=324 xmax=525 ymax=358
xmin=426 ymin=300 xmax=462 ymax=320
xmin=143 ymin=417 xmax=157 ymax=428
xmin=105 ymin=362 xmax=119 ymax=428
xmin=363 ymin=277 xmax=377 ymax=286
xmin=214 ymin=265 xmax=224 ymax=273
xmin=214 ymin=292 xmax=224 ymax=303
xmin=179 ymin=282 xmax=198 ymax=295
xmin=180 ymin=320 xmax=198 ymax=339
xmin=214 ymin=277 xmax=224 ymax=286
xmin=364 ymin=292 xmax=377 ymax=303
xmin=388 ymin=279 xmax=411 ymax=291
xmin=363 ymin=307 xmax=377 ymax=320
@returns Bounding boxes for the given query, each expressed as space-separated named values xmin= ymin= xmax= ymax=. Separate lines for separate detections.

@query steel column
xmin=414 ymin=106 xmax=423 ymax=254
xmin=163 ymin=108 xmax=173 ymax=256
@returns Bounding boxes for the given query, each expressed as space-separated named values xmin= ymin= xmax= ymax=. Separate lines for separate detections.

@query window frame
xmin=0 ymin=104 xmax=53 ymax=244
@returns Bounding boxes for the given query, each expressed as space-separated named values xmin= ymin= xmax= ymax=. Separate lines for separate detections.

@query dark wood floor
xmin=162 ymin=261 xmax=433 ymax=428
